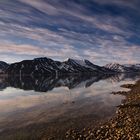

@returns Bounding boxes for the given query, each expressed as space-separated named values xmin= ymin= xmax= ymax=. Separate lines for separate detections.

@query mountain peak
xmin=105 ymin=62 xmax=121 ymax=66
xmin=2 ymin=57 xmax=140 ymax=76
xmin=104 ymin=63 xmax=125 ymax=72
xmin=0 ymin=61 xmax=9 ymax=73
xmin=67 ymin=58 xmax=86 ymax=66
xmin=34 ymin=57 xmax=53 ymax=61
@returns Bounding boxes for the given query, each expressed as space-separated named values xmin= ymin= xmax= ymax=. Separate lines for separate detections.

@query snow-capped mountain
xmin=104 ymin=63 xmax=140 ymax=73
xmin=6 ymin=57 xmax=112 ymax=76
xmin=5 ymin=57 xmax=140 ymax=76
xmin=63 ymin=58 xmax=109 ymax=73
xmin=104 ymin=63 xmax=125 ymax=72
xmin=0 ymin=61 xmax=9 ymax=73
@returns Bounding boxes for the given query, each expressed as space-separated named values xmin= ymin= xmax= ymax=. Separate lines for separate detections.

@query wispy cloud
xmin=0 ymin=0 xmax=140 ymax=64
xmin=0 ymin=41 xmax=81 ymax=63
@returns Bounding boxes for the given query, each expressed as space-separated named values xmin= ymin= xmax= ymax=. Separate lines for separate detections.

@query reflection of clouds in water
xmin=0 ymin=77 xmax=130 ymax=115
xmin=0 ymin=74 xmax=139 ymax=127
xmin=0 ymin=89 xmax=70 ymax=114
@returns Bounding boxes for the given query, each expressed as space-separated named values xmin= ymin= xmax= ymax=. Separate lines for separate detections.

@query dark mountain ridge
xmin=0 ymin=57 xmax=139 ymax=76
xmin=0 ymin=61 xmax=9 ymax=74
xmin=5 ymin=57 xmax=114 ymax=76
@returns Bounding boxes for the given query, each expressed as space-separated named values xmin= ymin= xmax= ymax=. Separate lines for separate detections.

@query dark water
xmin=0 ymin=73 xmax=139 ymax=139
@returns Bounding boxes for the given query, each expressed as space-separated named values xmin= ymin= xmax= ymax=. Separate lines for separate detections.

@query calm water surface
xmin=0 ymin=73 xmax=139 ymax=139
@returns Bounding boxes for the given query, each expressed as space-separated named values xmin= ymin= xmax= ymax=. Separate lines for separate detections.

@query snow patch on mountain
xmin=104 ymin=63 xmax=140 ymax=73
xmin=104 ymin=63 xmax=125 ymax=72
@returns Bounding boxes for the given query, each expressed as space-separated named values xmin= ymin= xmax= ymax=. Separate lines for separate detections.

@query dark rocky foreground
xmin=65 ymin=80 xmax=140 ymax=140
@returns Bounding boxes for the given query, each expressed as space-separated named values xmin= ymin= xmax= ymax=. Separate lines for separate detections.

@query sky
xmin=0 ymin=0 xmax=140 ymax=65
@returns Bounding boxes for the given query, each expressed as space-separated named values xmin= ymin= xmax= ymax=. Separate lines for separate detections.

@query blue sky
xmin=0 ymin=0 xmax=140 ymax=65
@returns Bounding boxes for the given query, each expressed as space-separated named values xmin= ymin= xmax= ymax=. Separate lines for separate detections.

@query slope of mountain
xmin=5 ymin=57 xmax=140 ymax=76
xmin=104 ymin=63 xmax=140 ymax=73
xmin=64 ymin=59 xmax=110 ymax=73
xmin=0 ymin=61 xmax=9 ymax=73
xmin=124 ymin=64 xmax=140 ymax=70
xmin=6 ymin=58 xmax=60 ymax=76
xmin=104 ymin=63 xmax=125 ymax=72
xmin=6 ymin=57 xmax=112 ymax=76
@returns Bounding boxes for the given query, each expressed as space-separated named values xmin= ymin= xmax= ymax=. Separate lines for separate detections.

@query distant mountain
xmin=6 ymin=58 xmax=60 ymax=76
xmin=104 ymin=63 xmax=125 ymax=72
xmin=5 ymin=57 xmax=113 ymax=76
xmin=63 ymin=58 xmax=111 ymax=73
xmin=104 ymin=63 xmax=140 ymax=73
xmin=4 ymin=58 xmax=140 ymax=76
xmin=0 ymin=61 xmax=9 ymax=73
xmin=124 ymin=64 xmax=140 ymax=70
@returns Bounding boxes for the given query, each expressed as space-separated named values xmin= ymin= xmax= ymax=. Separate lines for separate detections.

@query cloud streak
xmin=0 ymin=0 xmax=140 ymax=64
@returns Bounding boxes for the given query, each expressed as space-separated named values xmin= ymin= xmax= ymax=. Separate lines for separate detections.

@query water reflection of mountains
xmin=0 ymin=73 xmax=140 ymax=92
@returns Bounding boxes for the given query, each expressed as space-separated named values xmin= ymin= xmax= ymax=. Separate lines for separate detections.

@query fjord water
xmin=0 ymin=73 xmax=139 ymax=139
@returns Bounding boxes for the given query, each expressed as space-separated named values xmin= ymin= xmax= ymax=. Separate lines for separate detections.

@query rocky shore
xmin=65 ymin=80 xmax=140 ymax=140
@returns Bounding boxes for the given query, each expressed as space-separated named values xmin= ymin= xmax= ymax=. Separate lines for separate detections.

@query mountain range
xmin=0 ymin=57 xmax=140 ymax=76
xmin=104 ymin=63 xmax=140 ymax=73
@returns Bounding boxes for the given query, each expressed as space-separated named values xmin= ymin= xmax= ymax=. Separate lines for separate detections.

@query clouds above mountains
xmin=0 ymin=0 xmax=140 ymax=65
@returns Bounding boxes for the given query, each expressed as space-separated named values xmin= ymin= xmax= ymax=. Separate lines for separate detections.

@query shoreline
xmin=66 ymin=80 xmax=140 ymax=140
